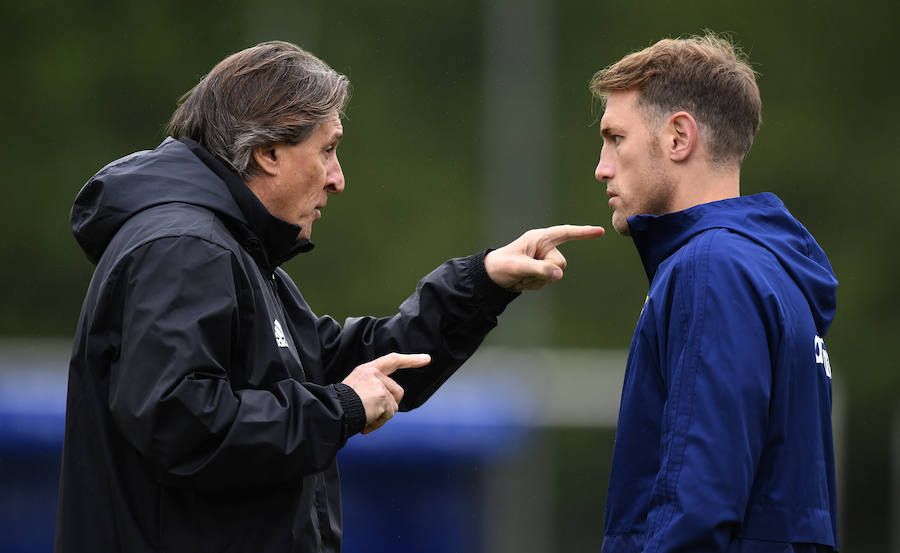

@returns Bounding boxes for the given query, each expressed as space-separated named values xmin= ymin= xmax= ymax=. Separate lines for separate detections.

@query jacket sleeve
xmin=104 ymin=236 xmax=356 ymax=491
xmin=308 ymin=250 xmax=519 ymax=411
xmin=643 ymin=237 xmax=774 ymax=552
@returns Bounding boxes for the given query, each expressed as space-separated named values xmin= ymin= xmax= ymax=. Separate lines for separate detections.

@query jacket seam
xmin=100 ymin=233 xmax=236 ymax=304
xmin=646 ymin=229 xmax=715 ymax=552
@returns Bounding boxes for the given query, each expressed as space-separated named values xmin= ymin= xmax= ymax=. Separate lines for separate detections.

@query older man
xmin=56 ymin=41 xmax=603 ymax=552
xmin=592 ymin=33 xmax=839 ymax=552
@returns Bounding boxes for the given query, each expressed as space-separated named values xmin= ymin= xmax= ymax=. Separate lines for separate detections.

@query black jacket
xmin=56 ymin=137 xmax=518 ymax=552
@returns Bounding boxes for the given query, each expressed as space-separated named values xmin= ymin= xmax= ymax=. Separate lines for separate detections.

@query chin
xmin=296 ymin=220 xmax=313 ymax=240
xmin=612 ymin=215 xmax=630 ymax=236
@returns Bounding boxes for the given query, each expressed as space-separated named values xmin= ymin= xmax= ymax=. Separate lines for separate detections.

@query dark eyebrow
xmin=600 ymin=125 xmax=621 ymax=139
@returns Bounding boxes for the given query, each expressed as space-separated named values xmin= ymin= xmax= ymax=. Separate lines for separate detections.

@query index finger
xmin=539 ymin=225 xmax=606 ymax=248
xmin=368 ymin=352 xmax=432 ymax=376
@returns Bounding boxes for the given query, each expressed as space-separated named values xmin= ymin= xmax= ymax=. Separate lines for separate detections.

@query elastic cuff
xmin=469 ymin=249 xmax=521 ymax=308
xmin=334 ymin=383 xmax=366 ymax=439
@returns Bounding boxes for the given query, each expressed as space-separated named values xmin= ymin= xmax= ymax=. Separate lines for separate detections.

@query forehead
xmin=320 ymin=113 xmax=343 ymax=135
xmin=307 ymin=113 xmax=343 ymax=142
xmin=600 ymin=90 xmax=642 ymax=129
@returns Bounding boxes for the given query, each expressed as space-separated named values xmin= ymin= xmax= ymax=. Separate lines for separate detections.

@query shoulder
xmin=673 ymin=228 xmax=776 ymax=282
xmin=658 ymin=229 xmax=780 ymax=314
xmin=94 ymin=203 xmax=249 ymax=286
xmin=108 ymin=203 xmax=241 ymax=260
xmin=657 ymin=230 xmax=783 ymax=344
xmin=127 ymin=203 xmax=227 ymax=242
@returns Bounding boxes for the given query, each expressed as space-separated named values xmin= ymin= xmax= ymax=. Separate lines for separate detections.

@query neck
xmin=669 ymin=163 xmax=741 ymax=213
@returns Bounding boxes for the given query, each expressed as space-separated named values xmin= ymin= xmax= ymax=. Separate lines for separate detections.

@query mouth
xmin=606 ymin=190 xmax=618 ymax=208
xmin=314 ymin=206 xmax=324 ymax=220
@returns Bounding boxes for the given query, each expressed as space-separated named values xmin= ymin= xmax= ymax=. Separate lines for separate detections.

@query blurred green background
xmin=1 ymin=0 xmax=898 ymax=551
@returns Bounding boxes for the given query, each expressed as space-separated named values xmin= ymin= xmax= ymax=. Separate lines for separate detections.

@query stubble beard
xmin=612 ymin=209 xmax=631 ymax=236
xmin=613 ymin=141 xmax=675 ymax=236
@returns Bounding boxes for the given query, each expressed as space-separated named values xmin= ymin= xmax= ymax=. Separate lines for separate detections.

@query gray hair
xmin=167 ymin=41 xmax=350 ymax=179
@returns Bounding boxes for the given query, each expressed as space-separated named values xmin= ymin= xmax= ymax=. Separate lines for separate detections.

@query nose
xmin=326 ymin=156 xmax=345 ymax=194
xmin=595 ymin=148 xmax=614 ymax=182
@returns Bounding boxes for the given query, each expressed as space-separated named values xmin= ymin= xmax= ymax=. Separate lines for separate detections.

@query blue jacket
xmin=602 ymin=193 xmax=839 ymax=553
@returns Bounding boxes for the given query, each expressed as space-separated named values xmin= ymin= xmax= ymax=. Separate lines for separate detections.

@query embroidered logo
xmin=814 ymin=335 xmax=832 ymax=378
xmin=273 ymin=319 xmax=289 ymax=348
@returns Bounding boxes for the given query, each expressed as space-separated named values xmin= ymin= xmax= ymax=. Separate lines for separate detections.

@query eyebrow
xmin=600 ymin=125 xmax=621 ymax=139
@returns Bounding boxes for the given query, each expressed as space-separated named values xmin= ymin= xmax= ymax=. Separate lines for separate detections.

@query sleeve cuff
xmin=468 ymin=249 xmax=521 ymax=310
xmin=334 ymin=382 xmax=366 ymax=439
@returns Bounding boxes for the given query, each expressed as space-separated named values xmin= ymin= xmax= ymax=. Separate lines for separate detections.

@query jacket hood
xmin=71 ymin=138 xmax=246 ymax=264
xmin=71 ymin=137 xmax=313 ymax=268
xmin=627 ymin=193 xmax=838 ymax=335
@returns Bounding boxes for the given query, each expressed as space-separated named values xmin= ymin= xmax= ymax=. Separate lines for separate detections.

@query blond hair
xmin=591 ymin=32 xmax=761 ymax=164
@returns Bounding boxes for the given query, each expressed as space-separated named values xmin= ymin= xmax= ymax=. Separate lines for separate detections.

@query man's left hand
xmin=485 ymin=225 xmax=605 ymax=292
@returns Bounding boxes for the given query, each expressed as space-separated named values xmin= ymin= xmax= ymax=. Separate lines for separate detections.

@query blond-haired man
xmin=593 ymin=34 xmax=839 ymax=552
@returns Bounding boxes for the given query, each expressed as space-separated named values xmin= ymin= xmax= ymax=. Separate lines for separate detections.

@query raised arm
xmin=305 ymin=225 xmax=605 ymax=411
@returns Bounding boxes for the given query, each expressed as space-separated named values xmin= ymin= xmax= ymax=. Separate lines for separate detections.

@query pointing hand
xmin=342 ymin=352 xmax=431 ymax=434
xmin=484 ymin=225 xmax=605 ymax=291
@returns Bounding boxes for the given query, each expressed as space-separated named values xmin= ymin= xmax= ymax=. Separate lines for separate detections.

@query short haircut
xmin=167 ymin=41 xmax=350 ymax=179
xmin=590 ymin=32 xmax=761 ymax=165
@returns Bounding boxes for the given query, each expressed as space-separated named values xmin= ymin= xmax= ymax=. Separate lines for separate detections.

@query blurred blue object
xmin=0 ymin=359 xmax=68 ymax=553
xmin=339 ymin=373 xmax=532 ymax=553
xmin=0 ymin=369 xmax=67 ymax=452
xmin=0 ymin=355 xmax=531 ymax=553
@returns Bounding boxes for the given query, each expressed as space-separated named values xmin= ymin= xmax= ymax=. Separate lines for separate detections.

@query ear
xmin=666 ymin=111 xmax=698 ymax=162
xmin=252 ymin=145 xmax=280 ymax=177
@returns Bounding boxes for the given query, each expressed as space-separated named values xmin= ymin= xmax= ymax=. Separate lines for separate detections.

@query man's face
xmin=595 ymin=90 xmax=675 ymax=236
xmin=264 ymin=114 xmax=345 ymax=240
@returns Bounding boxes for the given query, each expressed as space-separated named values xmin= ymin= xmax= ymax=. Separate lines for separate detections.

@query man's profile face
xmin=261 ymin=114 xmax=345 ymax=240
xmin=595 ymin=90 xmax=675 ymax=235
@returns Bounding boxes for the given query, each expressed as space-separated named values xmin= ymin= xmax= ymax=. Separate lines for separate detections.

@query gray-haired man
xmin=56 ymin=41 xmax=603 ymax=552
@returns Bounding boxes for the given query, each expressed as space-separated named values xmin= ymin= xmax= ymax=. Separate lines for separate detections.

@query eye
xmin=602 ymin=133 xmax=622 ymax=148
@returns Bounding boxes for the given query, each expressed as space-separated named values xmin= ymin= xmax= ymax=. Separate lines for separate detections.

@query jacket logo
xmin=814 ymin=335 xmax=832 ymax=378
xmin=273 ymin=319 xmax=289 ymax=348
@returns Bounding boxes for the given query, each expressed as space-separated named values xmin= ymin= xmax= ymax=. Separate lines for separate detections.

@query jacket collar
xmin=627 ymin=193 xmax=783 ymax=282
xmin=179 ymin=138 xmax=314 ymax=269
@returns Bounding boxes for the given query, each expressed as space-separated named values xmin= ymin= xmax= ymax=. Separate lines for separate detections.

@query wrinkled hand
xmin=342 ymin=352 xmax=431 ymax=434
xmin=485 ymin=225 xmax=605 ymax=291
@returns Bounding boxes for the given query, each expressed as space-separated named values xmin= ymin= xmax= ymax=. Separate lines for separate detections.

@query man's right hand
xmin=484 ymin=225 xmax=605 ymax=291
xmin=341 ymin=352 xmax=431 ymax=434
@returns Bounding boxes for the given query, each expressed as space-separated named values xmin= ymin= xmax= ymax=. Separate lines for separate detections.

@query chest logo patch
xmin=273 ymin=319 xmax=289 ymax=348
